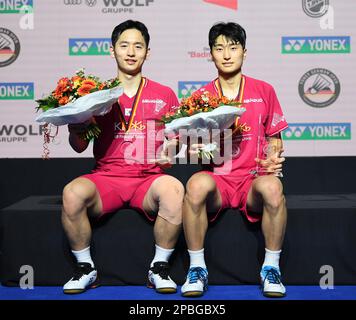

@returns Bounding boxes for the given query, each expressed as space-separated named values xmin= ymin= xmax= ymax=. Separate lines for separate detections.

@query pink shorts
xmin=81 ymin=171 xmax=165 ymax=221
xmin=202 ymin=171 xmax=262 ymax=223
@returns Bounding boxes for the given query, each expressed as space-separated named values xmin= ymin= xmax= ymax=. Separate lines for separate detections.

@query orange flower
xmin=57 ymin=77 xmax=71 ymax=92
xmin=221 ymin=96 xmax=230 ymax=104
xmin=58 ymin=77 xmax=70 ymax=87
xmin=53 ymin=77 xmax=72 ymax=98
xmin=81 ymin=79 xmax=97 ymax=89
xmin=58 ymin=96 xmax=69 ymax=105
xmin=53 ymin=86 xmax=65 ymax=99
xmin=77 ymin=86 xmax=91 ymax=96
xmin=210 ymin=100 xmax=218 ymax=108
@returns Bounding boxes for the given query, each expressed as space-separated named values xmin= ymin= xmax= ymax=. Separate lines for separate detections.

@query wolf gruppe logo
xmin=103 ymin=0 xmax=154 ymax=6
xmin=0 ymin=123 xmax=45 ymax=144
xmin=178 ymin=81 xmax=209 ymax=99
xmin=282 ymin=123 xmax=351 ymax=140
xmin=69 ymin=38 xmax=111 ymax=55
xmin=282 ymin=36 xmax=350 ymax=54
xmin=0 ymin=82 xmax=34 ymax=100
xmin=101 ymin=0 xmax=154 ymax=13
xmin=302 ymin=0 xmax=329 ymax=18
xmin=298 ymin=68 xmax=340 ymax=108
xmin=0 ymin=0 xmax=33 ymax=13
xmin=203 ymin=0 xmax=237 ymax=10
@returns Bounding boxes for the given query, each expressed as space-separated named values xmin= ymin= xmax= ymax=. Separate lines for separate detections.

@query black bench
xmin=1 ymin=194 xmax=356 ymax=286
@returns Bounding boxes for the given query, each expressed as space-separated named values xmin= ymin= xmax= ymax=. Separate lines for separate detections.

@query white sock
xmin=262 ymin=248 xmax=281 ymax=270
xmin=188 ymin=248 xmax=206 ymax=269
xmin=150 ymin=244 xmax=174 ymax=267
xmin=71 ymin=246 xmax=94 ymax=268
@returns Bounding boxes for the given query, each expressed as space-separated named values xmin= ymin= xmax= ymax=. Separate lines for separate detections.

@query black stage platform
xmin=1 ymin=157 xmax=356 ymax=286
xmin=1 ymin=194 xmax=356 ymax=286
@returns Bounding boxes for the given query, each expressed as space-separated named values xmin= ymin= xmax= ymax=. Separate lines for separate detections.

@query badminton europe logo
xmin=298 ymin=68 xmax=340 ymax=108
xmin=203 ymin=0 xmax=237 ymax=10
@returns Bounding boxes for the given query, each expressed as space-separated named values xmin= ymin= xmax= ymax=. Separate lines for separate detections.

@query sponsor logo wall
xmin=0 ymin=0 xmax=355 ymax=157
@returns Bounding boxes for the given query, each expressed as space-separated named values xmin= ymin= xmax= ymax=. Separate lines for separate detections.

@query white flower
xmin=201 ymin=142 xmax=217 ymax=153
xmin=198 ymin=143 xmax=218 ymax=159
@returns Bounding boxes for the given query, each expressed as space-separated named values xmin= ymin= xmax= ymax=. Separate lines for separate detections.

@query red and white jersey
xmin=92 ymin=78 xmax=178 ymax=176
xmin=201 ymin=75 xmax=288 ymax=177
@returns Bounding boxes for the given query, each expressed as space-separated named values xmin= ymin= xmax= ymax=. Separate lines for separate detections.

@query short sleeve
xmin=167 ymin=88 xmax=179 ymax=113
xmin=264 ymin=86 xmax=288 ymax=136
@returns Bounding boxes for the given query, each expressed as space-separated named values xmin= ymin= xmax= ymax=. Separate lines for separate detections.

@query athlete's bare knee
xmin=62 ymin=179 xmax=96 ymax=218
xmin=260 ymin=177 xmax=284 ymax=209
xmin=158 ymin=179 xmax=184 ymax=225
xmin=185 ymin=174 xmax=214 ymax=207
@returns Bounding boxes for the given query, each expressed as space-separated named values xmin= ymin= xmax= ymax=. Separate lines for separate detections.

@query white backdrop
xmin=1 ymin=0 xmax=355 ymax=158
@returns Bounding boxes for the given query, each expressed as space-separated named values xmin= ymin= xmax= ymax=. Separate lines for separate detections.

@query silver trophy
xmin=255 ymin=114 xmax=284 ymax=178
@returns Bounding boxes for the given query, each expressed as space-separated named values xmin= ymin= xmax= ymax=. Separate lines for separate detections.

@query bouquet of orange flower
xmin=35 ymin=69 xmax=123 ymax=158
xmin=35 ymin=68 xmax=122 ymax=139
xmin=162 ymin=89 xmax=245 ymax=159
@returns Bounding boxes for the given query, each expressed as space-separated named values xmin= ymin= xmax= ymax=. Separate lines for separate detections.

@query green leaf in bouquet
xmin=79 ymin=123 xmax=101 ymax=141
xmin=35 ymin=95 xmax=59 ymax=112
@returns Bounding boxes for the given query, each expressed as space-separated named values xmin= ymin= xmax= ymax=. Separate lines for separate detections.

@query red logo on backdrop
xmin=203 ymin=0 xmax=238 ymax=10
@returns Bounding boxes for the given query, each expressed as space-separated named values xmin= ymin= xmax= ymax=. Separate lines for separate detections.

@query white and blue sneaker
xmin=147 ymin=261 xmax=177 ymax=294
xmin=63 ymin=262 xmax=99 ymax=294
xmin=260 ymin=265 xmax=286 ymax=298
xmin=181 ymin=267 xmax=208 ymax=297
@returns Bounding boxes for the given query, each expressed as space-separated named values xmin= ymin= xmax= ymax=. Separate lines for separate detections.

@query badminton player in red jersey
xmin=181 ymin=22 xmax=288 ymax=298
xmin=61 ymin=20 xmax=183 ymax=295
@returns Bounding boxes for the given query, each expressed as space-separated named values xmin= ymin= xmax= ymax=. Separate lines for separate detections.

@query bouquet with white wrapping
xmin=35 ymin=69 xmax=122 ymax=158
xmin=162 ymin=90 xmax=245 ymax=159
xmin=35 ymin=85 xmax=123 ymax=127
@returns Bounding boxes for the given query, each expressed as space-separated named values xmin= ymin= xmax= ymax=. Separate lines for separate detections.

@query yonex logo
xmin=283 ymin=39 xmax=306 ymax=52
xmin=282 ymin=36 xmax=350 ymax=54
xmin=70 ymin=41 xmax=93 ymax=54
xmin=282 ymin=123 xmax=351 ymax=140
xmin=0 ymin=82 xmax=34 ymax=99
xmin=0 ymin=0 xmax=33 ymax=13
xmin=178 ymin=81 xmax=209 ymax=99
xmin=69 ymin=38 xmax=111 ymax=55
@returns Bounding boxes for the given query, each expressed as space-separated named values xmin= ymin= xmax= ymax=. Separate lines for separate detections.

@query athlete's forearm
xmin=69 ymin=132 xmax=89 ymax=153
